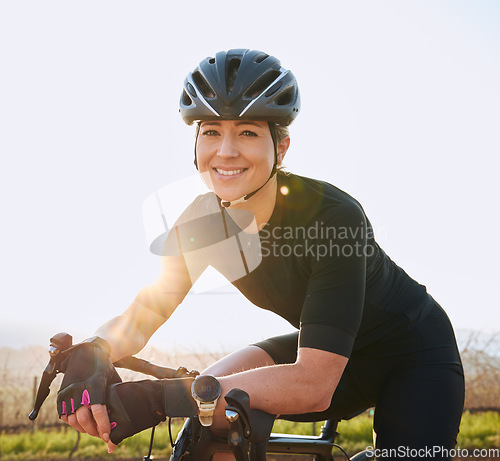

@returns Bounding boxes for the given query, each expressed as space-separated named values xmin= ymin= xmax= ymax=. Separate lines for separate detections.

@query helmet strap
xmin=193 ymin=123 xmax=201 ymax=169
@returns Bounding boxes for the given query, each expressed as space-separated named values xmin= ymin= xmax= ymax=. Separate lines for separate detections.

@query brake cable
xmin=333 ymin=442 xmax=351 ymax=461
xmin=143 ymin=425 xmax=156 ymax=461
xmin=168 ymin=417 xmax=176 ymax=448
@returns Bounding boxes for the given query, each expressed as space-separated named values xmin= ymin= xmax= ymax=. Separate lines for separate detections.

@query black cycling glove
xmin=106 ymin=378 xmax=197 ymax=445
xmin=57 ymin=337 xmax=121 ymax=418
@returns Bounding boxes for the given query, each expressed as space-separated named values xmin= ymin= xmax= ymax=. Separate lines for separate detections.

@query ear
xmin=277 ymin=136 xmax=291 ymax=165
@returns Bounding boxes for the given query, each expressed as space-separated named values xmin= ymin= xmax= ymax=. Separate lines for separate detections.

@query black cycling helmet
xmin=179 ymin=49 xmax=300 ymax=126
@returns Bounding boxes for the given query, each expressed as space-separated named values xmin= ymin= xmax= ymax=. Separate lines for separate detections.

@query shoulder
xmin=277 ymin=172 xmax=366 ymax=227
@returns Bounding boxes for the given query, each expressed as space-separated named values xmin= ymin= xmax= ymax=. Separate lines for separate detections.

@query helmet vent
xmin=192 ymin=71 xmax=215 ymax=99
xmin=274 ymin=86 xmax=294 ymax=106
xmin=181 ymin=90 xmax=193 ymax=106
xmin=208 ymin=57 xmax=216 ymax=64
xmin=187 ymin=82 xmax=197 ymax=97
xmin=254 ymin=53 xmax=269 ymax=63
xmin=243 ymin=70 xmax=281 ymax=99
xmin=226 ymin=58 xmax=241 ymax=93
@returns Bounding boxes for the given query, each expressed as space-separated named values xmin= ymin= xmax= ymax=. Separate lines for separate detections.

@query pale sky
xmin=1 ymin=1 xmax=499 ymax=353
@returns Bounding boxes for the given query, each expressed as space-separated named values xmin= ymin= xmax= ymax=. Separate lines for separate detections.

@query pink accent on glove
xmin=61 ymin=401 xmax=67 ymax=416
xmin=110 ymin=422 xmax=117 ymax=429
xmin=81 ymin=389 xmax=91 ymax=409
xmin=70 ymin=398 xmax=75 ymax=414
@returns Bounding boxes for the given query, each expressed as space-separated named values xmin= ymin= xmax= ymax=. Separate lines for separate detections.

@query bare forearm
xmin=218 ymin=364 xmax=323 ymax=415
xmin=216 ymin=349 xmax=348 ymax=416
xmin=95 ymin=313 xmax=147 ymax=361
xmin=94 ymin=256 xmax=191 ymax=361
xmin=95 ymin=301 xmax=169 ymax=362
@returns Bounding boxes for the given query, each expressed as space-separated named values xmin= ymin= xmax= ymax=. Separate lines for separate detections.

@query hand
xmin=106 ymin=378 xmax=197 ymax=448
xmin=57 ymin=338 xmax=121 ymax=442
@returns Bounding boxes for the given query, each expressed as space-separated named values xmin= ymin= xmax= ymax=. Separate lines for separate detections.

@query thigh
xmin=203 ymin=344 xmax=276 ymax=376
xmin=373 ymin=365 xmax=465 ymax=461
xmin=253 ymin=332 xmax=299 ymax=365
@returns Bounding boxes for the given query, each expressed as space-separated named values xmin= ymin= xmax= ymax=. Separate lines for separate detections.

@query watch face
xmin=192 ymin=375 xmax=221 ymax=402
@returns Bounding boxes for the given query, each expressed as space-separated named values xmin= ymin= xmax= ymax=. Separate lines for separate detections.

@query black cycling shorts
xmin=254 ymin=302 xmax=465 ymax=460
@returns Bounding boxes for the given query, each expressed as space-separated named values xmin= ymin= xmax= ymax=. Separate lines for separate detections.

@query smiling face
xmin=196 ymin=120 xmax=281 ymax=203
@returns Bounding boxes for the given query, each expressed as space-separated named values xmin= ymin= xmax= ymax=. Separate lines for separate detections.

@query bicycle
xmin=29 ymin=333 xmax=373 ymax=461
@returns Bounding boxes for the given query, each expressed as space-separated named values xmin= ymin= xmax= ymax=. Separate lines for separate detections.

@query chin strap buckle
xmin=220 ymin=196 xmax=248 ymax=208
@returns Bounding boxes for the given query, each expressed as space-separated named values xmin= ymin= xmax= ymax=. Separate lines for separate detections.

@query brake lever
xmin=29 ymin=332 xmax=74 ymax=421
xmin=226 ymin=410 xmax=251 ymax=461
xmin=28 ymin=332 xmax=200 ymax=421
xmin=224 ymin=389 xmax=276 ymax=461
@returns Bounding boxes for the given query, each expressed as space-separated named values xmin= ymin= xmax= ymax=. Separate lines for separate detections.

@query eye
xmin=241 ymin=130 xmax=258 ymax=137
xmin=201 ymin=129 xmax=220 ymax=136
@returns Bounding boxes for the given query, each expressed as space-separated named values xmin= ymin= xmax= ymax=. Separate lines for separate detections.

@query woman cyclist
xmin=57 ymin=49 xmax=465 ymax=460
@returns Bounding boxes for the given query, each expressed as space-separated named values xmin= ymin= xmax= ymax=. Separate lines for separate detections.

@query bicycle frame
xmin=170 ymin=417 xmax=341 ymax=461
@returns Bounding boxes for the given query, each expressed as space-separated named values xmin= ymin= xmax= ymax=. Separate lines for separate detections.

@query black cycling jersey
xmin=139 ymin=171 xmax=464 ymax=459
xmin=232 ymin=172 xmax=435 ymax=358
xmin=146 ymin=171 xmax=436 ymax=359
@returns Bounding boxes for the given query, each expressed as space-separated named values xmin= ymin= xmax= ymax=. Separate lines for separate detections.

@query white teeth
xmin=216 ymin=168 xmax=245 ymax=176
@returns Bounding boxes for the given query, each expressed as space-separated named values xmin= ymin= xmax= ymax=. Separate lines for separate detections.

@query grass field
xmin=0 ymin=411 xmax=499 ymax=460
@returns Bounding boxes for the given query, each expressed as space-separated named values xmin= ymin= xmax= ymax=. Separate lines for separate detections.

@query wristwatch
xmin=191 ymin=374 xmax=222 ymax=426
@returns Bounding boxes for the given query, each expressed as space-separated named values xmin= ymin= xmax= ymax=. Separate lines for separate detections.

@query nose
xmin=217 ymin=134 xmax=239 ymax=159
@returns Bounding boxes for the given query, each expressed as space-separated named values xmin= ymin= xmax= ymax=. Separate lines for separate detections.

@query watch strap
xmin=197 ymin=399 xmax=218 ymax=426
